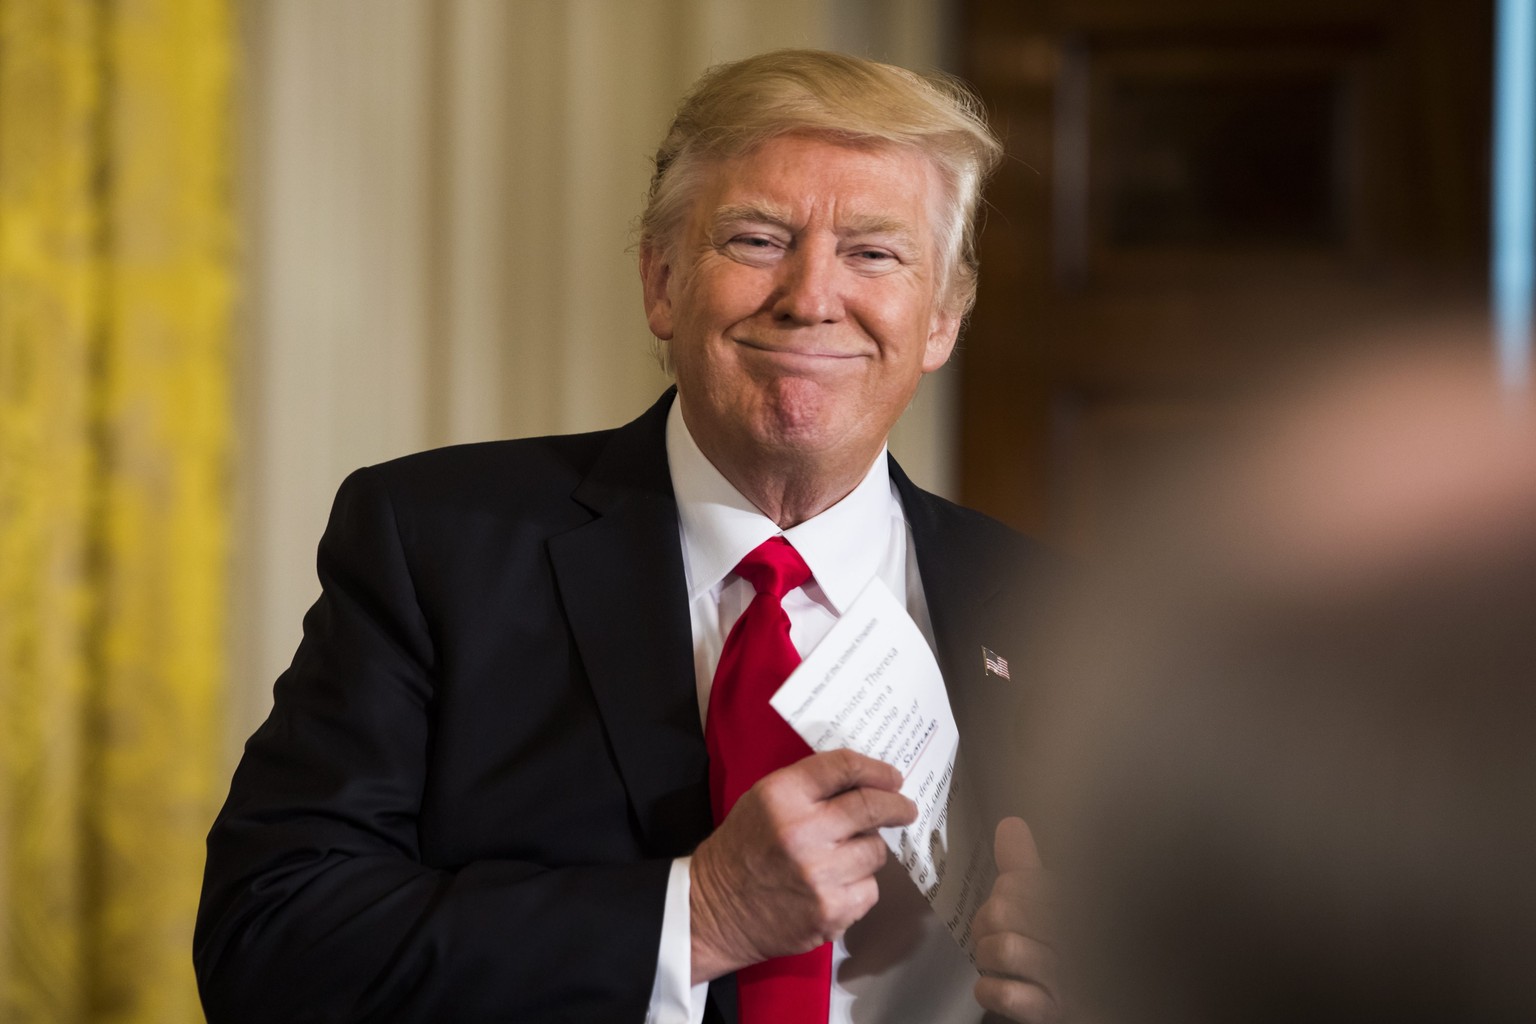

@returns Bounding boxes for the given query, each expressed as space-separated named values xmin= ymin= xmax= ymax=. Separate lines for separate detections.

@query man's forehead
xmin=691 ymin=136 xmax=941 ymax=234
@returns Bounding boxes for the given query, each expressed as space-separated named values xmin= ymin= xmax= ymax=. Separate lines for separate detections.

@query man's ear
xmin=921 ymin=308 xmax=962 ymax=373
xmin=640 ymin=245 xmax=675 ymax=340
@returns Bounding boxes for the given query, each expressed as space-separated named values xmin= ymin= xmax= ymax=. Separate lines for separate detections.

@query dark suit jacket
xmin=195 ymin=390 xmax=1042 ymax=1024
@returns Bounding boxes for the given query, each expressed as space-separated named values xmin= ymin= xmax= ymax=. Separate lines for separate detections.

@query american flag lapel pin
xmin=981 ymin=646 xmax=1010 ymax=680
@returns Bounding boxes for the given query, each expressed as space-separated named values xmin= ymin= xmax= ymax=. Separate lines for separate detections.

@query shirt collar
xmin=666 ymin=399 xmax=899 ymax=613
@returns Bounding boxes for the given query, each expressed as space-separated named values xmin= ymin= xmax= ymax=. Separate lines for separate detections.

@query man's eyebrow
xmin=710 ymin=204 xmax=919 ymax=244
xmin=710 ymin=203 xmax=794 ymax=232
xmin=839 ymin=214 xmax=917 ymax=240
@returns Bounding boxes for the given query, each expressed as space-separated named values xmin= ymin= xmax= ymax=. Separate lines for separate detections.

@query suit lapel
xmin=892 ymin=460 xmax=1003 ymax=698
xmin=892 ymin=459 xmax=1026 ymax=823
xmin=547 ymin=392 xmax=714 ymax=857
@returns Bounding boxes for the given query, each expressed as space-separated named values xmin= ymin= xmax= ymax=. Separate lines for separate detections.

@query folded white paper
xmin=770 ymin=578 xmax=995 ymax=960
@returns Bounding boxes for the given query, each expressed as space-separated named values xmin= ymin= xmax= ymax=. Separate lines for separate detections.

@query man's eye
xmin=733 ymin=236 xmax=777 ymax=248
xmin=852 ymin=249 xmax=895 ymax=263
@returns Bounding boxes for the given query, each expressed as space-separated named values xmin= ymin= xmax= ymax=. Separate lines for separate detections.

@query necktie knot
xmin=734 ymin=536 xmax=811 ymax=601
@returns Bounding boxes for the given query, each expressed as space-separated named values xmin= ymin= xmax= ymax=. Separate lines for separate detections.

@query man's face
xmin=642 ymin=134 xmax=960 ymax=485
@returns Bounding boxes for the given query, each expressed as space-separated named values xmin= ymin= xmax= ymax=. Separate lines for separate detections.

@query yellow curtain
xmin=0 ymin=0 xmax=232 ymax=1020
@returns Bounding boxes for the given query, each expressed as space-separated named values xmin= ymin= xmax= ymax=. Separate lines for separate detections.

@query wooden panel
xmin=957 ymin=0 xmax=1492 ymax=548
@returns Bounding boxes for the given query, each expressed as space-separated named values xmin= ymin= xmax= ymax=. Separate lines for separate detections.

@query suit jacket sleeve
xmin=194 ymin=463 xmax=676 ymax=1024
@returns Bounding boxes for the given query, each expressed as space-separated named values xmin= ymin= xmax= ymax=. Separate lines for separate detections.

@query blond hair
xmin=640 ymin=49 xmax=1002 ymax=318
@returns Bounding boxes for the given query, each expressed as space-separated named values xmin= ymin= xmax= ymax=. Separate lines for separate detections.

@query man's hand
xmin=689 ymin=749 xmax=917 ymax=984
xmin=973 ymin=817 xmax=1062 ymax=1023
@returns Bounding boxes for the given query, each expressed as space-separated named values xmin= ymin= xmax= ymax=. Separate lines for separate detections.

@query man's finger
xmin=826 ymin=832 xmax=891 ymax=886
xmin=974 ymin=974 xmax=1059 ymax=1024
xmin=973 ymin=932 xmax=1057 ymax=990
xmin=972 ymin=902 xmax=1056 ymax=947
xmin=971 ymin=877 xmax=1056 ymax=945
xmin=795 ymin=748 xmax=905 ymax=798
xmin=825 ymin=784 xmax=917 ymax=834
xmin=994 ymin=816 xmax=1041 ymax=873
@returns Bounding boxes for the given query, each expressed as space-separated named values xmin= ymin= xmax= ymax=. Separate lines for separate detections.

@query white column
xmin=234 ymin=0 xmax=437 ymax=749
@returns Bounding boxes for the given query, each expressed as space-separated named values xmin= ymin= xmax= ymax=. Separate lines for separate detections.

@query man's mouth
xmin=735 ymin=338 xmax=863 ymax=362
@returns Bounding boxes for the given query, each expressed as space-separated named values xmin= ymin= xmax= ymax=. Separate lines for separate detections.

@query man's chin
xmin=749 ymin=412 xmax=882 ymax=467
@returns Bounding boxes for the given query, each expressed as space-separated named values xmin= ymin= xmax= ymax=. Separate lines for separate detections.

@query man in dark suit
xmin=195 ymin=50 xmax=1055 ymax=1024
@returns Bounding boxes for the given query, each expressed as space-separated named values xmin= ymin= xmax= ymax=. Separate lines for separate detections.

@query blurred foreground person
xmin=1033 ymin=345 xmax=1536 ymax=1024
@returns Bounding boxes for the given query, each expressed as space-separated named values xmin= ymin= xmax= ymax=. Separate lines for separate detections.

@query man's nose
xmin=771 ymin=243 xmax=845 ymax=325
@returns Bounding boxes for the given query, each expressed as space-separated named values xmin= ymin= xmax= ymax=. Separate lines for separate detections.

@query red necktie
xmin=704 ymin=536 xmax=831 ymax=1024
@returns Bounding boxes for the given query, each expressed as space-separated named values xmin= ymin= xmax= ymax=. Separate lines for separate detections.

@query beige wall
xmin=231 ymin=0 xmax=959 ymax=750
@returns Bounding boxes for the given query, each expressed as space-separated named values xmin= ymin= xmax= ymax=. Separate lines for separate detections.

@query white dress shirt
xmin=646 ymin=401 xmax=984 ymax=1024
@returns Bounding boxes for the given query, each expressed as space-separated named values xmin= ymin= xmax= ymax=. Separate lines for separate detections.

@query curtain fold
xmin=0 ymin=0 xmax=232 ymax=1020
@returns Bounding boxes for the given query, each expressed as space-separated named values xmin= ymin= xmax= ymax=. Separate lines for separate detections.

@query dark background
xmin=955 ymin=0 xmax=1493 ymax=548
